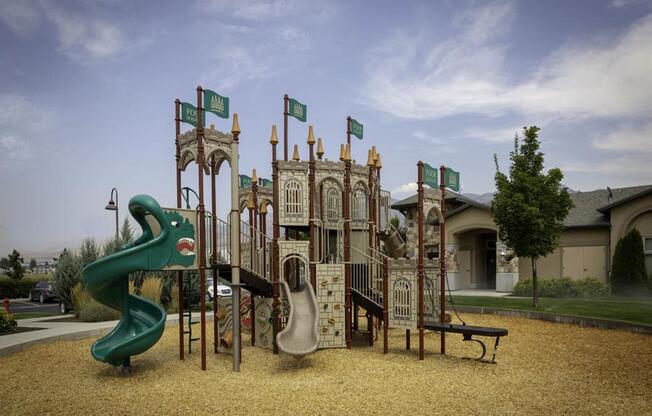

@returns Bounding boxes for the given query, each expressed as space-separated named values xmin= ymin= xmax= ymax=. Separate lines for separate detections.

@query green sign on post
xmin=445 ymin=167 xmax=460 ymax=192
xmin=181 ymin=102 xmax=205 ymax=128
xmin=423 ymin=163 xmax=438 ymax=189
xmin=350 ymin=118 xmax=363 ymax=140
xmin=288 ymin=98 xmax=307 ymax=122
xmin=204 ymin=89 xmax=229 ymax=119
xmin=239 ymin=174 xmax=252 ymax=188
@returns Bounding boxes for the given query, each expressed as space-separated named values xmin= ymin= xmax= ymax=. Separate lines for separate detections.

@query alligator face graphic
xmin=163 ymin=210 xmax=196 ymax=267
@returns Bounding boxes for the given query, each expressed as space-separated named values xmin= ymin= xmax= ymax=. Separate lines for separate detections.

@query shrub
xmin=575 ymin=277 xmax=610 ymax=298
xmin=610 ymin=228 xmax=648 ymax=295
xmin=0 ymin=309 xmax=17 ymax=333
xmin=139 ymin=277 xmax=162 ymax=304
xmin=167 ymin=285 xmax=180 ymax=314
xmin=72 ymin=282 xmax=120 ymax=322
xmin=513 ymin=277 xmax=609 ymax=298
xmin=0 ymin=276 xmax=45 ymax=298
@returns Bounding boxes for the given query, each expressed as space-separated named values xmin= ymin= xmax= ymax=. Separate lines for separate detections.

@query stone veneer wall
xmin=404 ymin=190 xmax=442 ymax=259
xmin=496 ymin=240 xmax=519 ymax=292
xmin=387 ymin=258 xmax=441 ymax=329
xmin=278 ymin=240 xmax=310 ymax=278
xmin=316 ymin=263 xmax=345 ymax=348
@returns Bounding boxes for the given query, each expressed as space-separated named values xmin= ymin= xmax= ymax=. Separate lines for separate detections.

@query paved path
xmin=452 ymin=289 xmax=512 ymax=297
xmin=0 ymin=312 xmax=213 ymax=357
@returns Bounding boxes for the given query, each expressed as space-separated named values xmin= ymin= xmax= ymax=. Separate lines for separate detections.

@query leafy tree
xmin=53 ymin=249 xmax=81 ymax=308
xmin=102 ymin=236 xmax=121 ymax=257
xmin=0 ymin=257 xmax=9 ymax=272
xmin=610 ymin=228 xmax=648 ymax=295
xmin=29 ymin=258 xmax=37 ymax=272
xmin=492 ymin=126 xmax=573 ymax=307
xmin=4 ymin=250 xmax=24 ymax=280
xmin=79 ymin=238 xmax=100 ymax=268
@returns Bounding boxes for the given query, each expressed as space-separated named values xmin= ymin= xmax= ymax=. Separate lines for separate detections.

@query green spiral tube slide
xmin=83 ymin=194 xmax=196 ymax=367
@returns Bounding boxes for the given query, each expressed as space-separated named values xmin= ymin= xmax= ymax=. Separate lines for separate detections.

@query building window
xmin=326 ymin=187 xmax=340 ymax=223
xmin=393 ymin=278 xmax=411 ymax=320
xmin=285 ymin=180 xmax=302 ymax=215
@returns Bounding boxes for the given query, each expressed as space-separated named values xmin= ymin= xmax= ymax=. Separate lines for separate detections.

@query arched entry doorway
xmin=282 ymin=254 xmax=307 ymax=292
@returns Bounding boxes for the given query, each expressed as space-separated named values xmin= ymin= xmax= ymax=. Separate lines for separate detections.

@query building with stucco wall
xmin=391 ymin=185 xmax=652 ymax=292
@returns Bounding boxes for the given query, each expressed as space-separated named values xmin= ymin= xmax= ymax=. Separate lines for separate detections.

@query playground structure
xmin=83 ymin=87 xmax=507 ymax=373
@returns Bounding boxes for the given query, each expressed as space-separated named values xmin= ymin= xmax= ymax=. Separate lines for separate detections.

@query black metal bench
xmin=424 ymin=322 xmax=508 ymax=364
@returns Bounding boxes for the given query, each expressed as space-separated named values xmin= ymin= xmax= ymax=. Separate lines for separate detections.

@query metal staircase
xmin=351 ymin=246 xmax=386 ymax=319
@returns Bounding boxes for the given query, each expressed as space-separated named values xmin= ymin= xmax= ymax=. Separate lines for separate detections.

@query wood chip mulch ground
xmin=1 ymin=314 xmax=650 ymax=415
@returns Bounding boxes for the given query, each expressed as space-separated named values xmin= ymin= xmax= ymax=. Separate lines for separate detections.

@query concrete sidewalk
xmin=0 ymin=312 xmax=213 ymax=357
xmin=451 ymin=289 xmax=512 ymax=297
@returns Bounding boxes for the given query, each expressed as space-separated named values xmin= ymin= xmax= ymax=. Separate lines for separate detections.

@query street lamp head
xmin=105 ymin=200 xmax=117 ymax=211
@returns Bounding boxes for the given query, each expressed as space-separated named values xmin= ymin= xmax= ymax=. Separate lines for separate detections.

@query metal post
xmin=211 ymin=156 xmax=218 ymax=354
xmin=308 ymin=126 xmax=316 ymax=292
xmin=195 ymin=86 xmax=207 ymax=371
xmin=382 ymin=256 xmax=388 ymax=354
xmin=231 ymin=115 xmax=242 ymax=372
xmin=283 ymin=94 xmax=289 ymax=161
xmin=346 ymin=116 xmax=351 ymax=146
xmin=344 ymin=145 xmax=352 ymax=349
xmin=270 ymin=125 xmax=280 ymax=354
xmin=439 ymin=165 xmax=447 ymax=355
xmin=174 ymin=98 xmax=184 ymax=361
xmin=417 ymin=161 xmax=425 ymax=360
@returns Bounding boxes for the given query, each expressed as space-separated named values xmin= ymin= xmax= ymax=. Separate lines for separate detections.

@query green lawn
xmin=451 ymin=295 xmax=652 ymax=325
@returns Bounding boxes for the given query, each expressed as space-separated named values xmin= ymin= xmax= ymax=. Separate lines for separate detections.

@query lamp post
xmin=105 ymin=187 xmax=119 ymax=241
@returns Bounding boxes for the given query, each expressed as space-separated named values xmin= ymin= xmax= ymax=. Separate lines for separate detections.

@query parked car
xmin=206 ymin=278 xmax=232 ymax=301
xmin=28 ymin=282 xmax=58 ymax=303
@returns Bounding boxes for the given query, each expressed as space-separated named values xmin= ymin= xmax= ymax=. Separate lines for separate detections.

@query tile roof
xmin=390 ymin=184 xmax=652 ymax=228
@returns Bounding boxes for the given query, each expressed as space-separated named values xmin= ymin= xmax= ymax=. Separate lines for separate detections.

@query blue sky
xmin=1 ymin=0 xmax=651 ymax=255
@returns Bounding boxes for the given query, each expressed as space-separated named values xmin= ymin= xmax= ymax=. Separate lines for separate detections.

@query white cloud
xmin=560 ymin=156 xmax=650 ymax=174
xmin=203 ymin=46 xmax=274 ymax=91
xmin=462 ymin=126 xmax=522 ymax=143
xmin=412 ymin=130 xmax=444 ymax=144
xmin=277 ymin=26 xmax=312 ymax=51
xmin=197 ymin=0 xmax=333 ymax=21
xmin=362 ymin=2 xmax=652 ymax=122
xmin=391 ymin=182 xmax=418 ymax=196
xmin=0 ymin=95 xmax=54 ymax=163
xmin=593 ymin=121 xmax=652 ymax=153
xmin=42 ymin=5 xmax=124 ymax=60
xmin=0 ymin=0 xmax=41 ymax=36
xmin=0 ymin=1 xmax=127 ymax=62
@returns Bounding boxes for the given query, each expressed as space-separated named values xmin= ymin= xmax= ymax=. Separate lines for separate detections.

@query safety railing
xmin=213 ymin=217 xmax=272 ymax=281
xmin=351 ymin=246 xmax=384 ymax=306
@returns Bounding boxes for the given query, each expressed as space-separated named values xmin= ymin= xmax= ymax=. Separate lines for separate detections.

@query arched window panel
xmin=325 ymin=186 xmax=341 ymax=226
xmin=352 ymin=185 xmax=367 ymax=228
xmin=393 ymin=278 xmax=411 ymax=320
xmin=285 ymin=180 xmax=303 ymax=216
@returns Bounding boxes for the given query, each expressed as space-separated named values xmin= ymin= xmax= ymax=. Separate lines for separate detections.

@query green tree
xmin=120 ymin=218 xmax=134 ymax=245
xmin=492 ymin=126 xmax=573 ymax=307
xmin=5 ymin=250 xmax=24 ymax=280
xmin=29 ymin=258 xmax=37 ymax=272
xmin=79 ymin=238 xmax=100 ymax=268
xmin=102 ymin=236 xmax=121 ymax=257
xmin=53 ymin=249 xmax=81 ymax=308
xmin=610 ymin=228 xmax=648 ymax=295
xmin=390 ymin=216 xmax=407 ymax=241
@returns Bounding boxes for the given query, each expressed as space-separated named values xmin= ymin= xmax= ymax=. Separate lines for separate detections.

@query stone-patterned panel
xmin=279 ymin=163 xmax=309 ymax=226
xmin=316 ymin=264 xmax=345 ymax=348
xmin=387 ymin=258 xmax=440 ymax=329
xmin=254 ymin=296 xmax=274 ymax=349
xmin=278 ymin=240 xmax=310 ymax=281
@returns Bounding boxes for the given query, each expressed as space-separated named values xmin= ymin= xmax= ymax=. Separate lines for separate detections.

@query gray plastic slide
xmin=276 ymin=280 xmax=320 ymax=358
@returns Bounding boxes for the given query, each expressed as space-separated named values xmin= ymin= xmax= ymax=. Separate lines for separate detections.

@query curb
xmin=455 ymin=305 xmax=652 ymax=335
xmin=0 ymin=313 xmax=215 ymax=358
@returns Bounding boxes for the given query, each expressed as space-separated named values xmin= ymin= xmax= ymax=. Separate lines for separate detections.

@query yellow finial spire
xmin=269 ymin=124 xmax=278 ymax=144
xmin=367 ymin=149 xmax=375 ymax=167
xmin=316 ymin=137 xmax=324 ymax=159
xmin=344 ymin=143 xmax=351 ymax=161
xmin=231 ymin=113 xmax=240 ymax=133
xmin=371 ymin=145 xmax=377 ymax=160
xmin=252 ymin=168 xmax=257 ymax=182
xmin=339 ymin=144 xmax=345 ymax=161
xmin=292 ymin=144 xmax=300 ymax=161
xmin=375 ymin=153 xmax=382 ymax=168
xmin=260 ymin=201 xmax=268 ymax=214
xmin=247 ymin=191 xmax=255 ymax=210
xmin=307 ymin=125 xmax=315 ymax=145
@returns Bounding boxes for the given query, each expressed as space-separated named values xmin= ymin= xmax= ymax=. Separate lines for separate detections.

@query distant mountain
xmin=462 ymin=192 xmax=494 ymax=205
